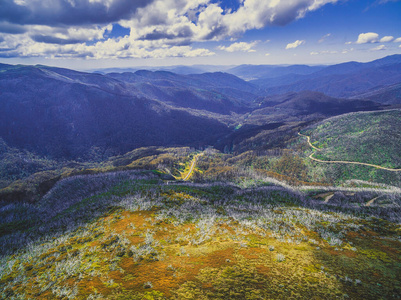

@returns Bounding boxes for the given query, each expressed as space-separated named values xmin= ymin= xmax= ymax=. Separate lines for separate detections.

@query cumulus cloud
xmin=285 ymin=40 xmax=305 ymax=49
xmin=394 ymin=37 xmax=401 ymax=42
xmin=356 ymin=32 xmax=379 ymax=44
xmin=380 ymin=36 xmax=394 ymax=42
xmin=29 ymin=24 xmax=112 ymax=45
xmin=0 ymin=0 xmax=343 ymax=59
xmin=0 ymin=35 xmax=215 ymax=59
xmin=216 ymin=0 xmax=339 ymax=38
xmin=218 ymin=41 xmax=258 ymax=52
xmin=370 ymin=44 xmax=387 ymax=51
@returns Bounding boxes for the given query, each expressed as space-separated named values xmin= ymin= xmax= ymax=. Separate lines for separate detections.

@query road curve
xmin=299 ymin=132 xmax=401 ymax=172
xmin=298 ymin=132 xmax=321 ymax=151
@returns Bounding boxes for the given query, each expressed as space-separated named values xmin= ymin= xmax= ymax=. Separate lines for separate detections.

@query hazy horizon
xmin=2 ymin=53 xmax=400 ymax=73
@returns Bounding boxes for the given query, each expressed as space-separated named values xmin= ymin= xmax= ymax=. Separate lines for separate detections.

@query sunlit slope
xmin=1 ymin=171 xmax=400 ymax=299
xmin=305 ymin=110 xmax=401 ymax=169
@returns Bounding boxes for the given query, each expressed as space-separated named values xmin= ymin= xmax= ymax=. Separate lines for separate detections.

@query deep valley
xmin=1 ymin=55 xmax=401 ymax=300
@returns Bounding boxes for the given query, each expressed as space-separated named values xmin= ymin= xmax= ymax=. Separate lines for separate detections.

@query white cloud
xmin=285 ymin=40 xmax=305 ymax=49
xmin=219 ymin=0 xmax=339 ymax=38
xmin=218 ymin=41 xmax=258 ymax=52
xmin=310 ymin=50 xmax=338 ymax=55
xmin=342 ymin=48 xmax=354 ymax=54
xmin=380 ymin=36 xmax=394 ymax=42
xmin=356 ymin=32 xmax=379 ymax=44
xmin=370 ymin=44 xmax=387 ymax=51
xmin=0 ymin=32 xmax=215 ymax=59
xmin=29 ymin=24 xmax=113 ymax=44
xmin=265 ymin=53 xmax=270 ymax=56
xmin=0 ymin=0 xmax=344 ymax=59
xmin=318 ymin=33 xmax=331 ymax=43
xmin=394 ymin=37 xmax=401 ymax=42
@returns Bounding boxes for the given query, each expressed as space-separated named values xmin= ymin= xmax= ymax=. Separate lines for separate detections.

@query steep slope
xmin=214 ymin=91 xmax=382 ymax=153
xmin=0 ymin=59 xmax=391 ymax=163
xmin=304 ymin=109 xmax=401 ymax=168
xmin=259 ymin=91 xmax=382 ymax=115
xmin=2 ymin=64 xmax=258 ymax=114
xmin=350 ymin=82 xmax=401 ymax=105
xmin=106 ymin=70 xmax=261 ymax=113
xmin=0 ymin=65 xmax=231 ymax=159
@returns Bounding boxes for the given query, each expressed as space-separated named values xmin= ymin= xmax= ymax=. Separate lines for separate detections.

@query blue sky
xmin=0 ymin=0 xmax=400 ymax=69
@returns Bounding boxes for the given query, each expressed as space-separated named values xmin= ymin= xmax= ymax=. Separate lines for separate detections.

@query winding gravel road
xmin=298 ymin=132 xmax=401 ymax=172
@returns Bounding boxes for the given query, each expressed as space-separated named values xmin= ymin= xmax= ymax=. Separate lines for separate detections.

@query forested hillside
xmin=305 ymin=110 xmax=401 ymax=169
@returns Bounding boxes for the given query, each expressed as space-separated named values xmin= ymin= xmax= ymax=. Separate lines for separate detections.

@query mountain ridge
xmin=0 ymin=55 xmax=398 ymax=162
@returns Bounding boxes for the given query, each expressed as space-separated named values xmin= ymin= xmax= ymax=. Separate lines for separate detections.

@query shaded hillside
xmin=35 ymin=65 xmax=258 ymax=114
xmin=304 ymin=109 xmax=401 ymax=168
xmin=0 ymin=60 xmax=391 ymax=164
xmin=258 ymin=91 xmax=382 ymax=115
xmin=350 ymin=83 xmax=401 ymax=105
xmin=214 ymin=91 xmax=382 ymax=154
xmin=0 ymin=65 xmax=231 ymax=159
xmin=106 ymin=70 xmax=261 ymax=113
xmin=0 ymin=138 xmax=62 ymax=189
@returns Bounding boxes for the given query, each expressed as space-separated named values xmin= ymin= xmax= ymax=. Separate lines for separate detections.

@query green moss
xmin=173 ymin=260 xmax=266 ymax=300
xmin=359 ymin=249 xmax=391 ymax=262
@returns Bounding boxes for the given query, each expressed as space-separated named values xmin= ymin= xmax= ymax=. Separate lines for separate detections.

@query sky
xmin=0 ymin=0 xmax=400 ymax=70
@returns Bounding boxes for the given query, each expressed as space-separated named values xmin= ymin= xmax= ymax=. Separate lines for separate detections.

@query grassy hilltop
xmin=1 ymin=171 xmax=401 ymax=299
xmin=1 ymin=146 xmax=401 ymax=299
xmin=298 ymin=110 xmax=401 ymax=186
xmin=306 ymin=110 xmax=401 ymax=169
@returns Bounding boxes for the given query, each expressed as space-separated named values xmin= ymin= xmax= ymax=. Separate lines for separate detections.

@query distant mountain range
xmin=91 ymin=65 xmax=234 ymax=75
xmin=249 ymin=55 xmax=401 ymax=98
xmin=1 ymin=55 xmax=400 ymax=160
xmin=227 ymin=64 xmax=325 ymax=81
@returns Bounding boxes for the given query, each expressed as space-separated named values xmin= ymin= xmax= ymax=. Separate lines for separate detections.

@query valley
xmin=1 ymin=55 xmax=401 ymax=299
